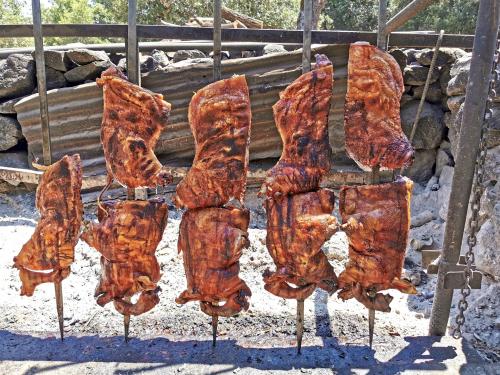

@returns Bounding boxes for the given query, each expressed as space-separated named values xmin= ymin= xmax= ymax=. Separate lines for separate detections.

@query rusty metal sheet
xmin=15 ymin=45 xmax=349 ymax=176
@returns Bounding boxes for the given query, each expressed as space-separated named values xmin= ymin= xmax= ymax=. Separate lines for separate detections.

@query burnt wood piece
xmin=176 ymin=207 xmax=252 ymax=317
xmin=344 ymin=42 xmax=414 ymax=171
xmin=97 ymin=66 xmax=173 ymax=189
xmin=81 ymin=198 xmax=168 ymax=316
xmin=264 ymin=54 xmax=334 ymax=199
xmin=338 ymin=177 xmax=417 ymax=312
xmin=264 ymin=189 xmax=339 ymax=300
xmin=174 ymin=75 xmax=252 ymax=209
xmin=13 ymin=154 xmax=82 ymax=296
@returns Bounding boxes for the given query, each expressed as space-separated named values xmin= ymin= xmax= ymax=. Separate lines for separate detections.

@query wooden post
xmin=213 ymin=0 xmax=222 ymax=81
xmin=302 ymin=0 xmax=313 ymax=73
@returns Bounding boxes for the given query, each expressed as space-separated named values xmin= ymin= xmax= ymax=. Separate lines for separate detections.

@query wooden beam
xmin=221 ymin=6 xmax=263 ymax=29
xmin=0 ymin=24 xmax=475 ymax=48
xmin=385 ymin=0 xmax=435 ymax=34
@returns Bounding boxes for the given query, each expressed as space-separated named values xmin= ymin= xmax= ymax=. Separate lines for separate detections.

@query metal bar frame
xmin=428 ymin=0 xmax=500 ymax=336
xmin=377 ymin=0 xmax=388 ymax=50
xmin=301 ymin=0 xmax=313 ymax=73
xmin=213 ymin=0 xmax=222 ymax=81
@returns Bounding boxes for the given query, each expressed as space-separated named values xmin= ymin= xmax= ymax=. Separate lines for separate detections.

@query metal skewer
xmin=367 ymin=289 xmax=377 ymax=348
xmin=212 ymin=313 xmax=218 ymax=347
xmin=123 ymin=296 xmax=131 ymax=342
xmin=296 ymin=299 xmax=305 ymax=354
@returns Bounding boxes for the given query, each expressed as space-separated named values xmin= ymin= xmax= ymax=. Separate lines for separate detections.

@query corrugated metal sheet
xmin=15 ymin=44 xmax=349 ymax=176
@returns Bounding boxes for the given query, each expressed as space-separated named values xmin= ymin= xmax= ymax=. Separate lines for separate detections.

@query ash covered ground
xmin=0 ymin=184 xmax=497 ymax=374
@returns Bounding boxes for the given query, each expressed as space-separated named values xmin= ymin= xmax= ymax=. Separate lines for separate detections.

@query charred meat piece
xmin=176 ymin=207 xmax=251 ymax=317
xmin=13 ymin=155 xmax=82 ymax=296
xmin=264 ymin=54 xmax=334 ymax=199
xmin=81 ymin=198 xmax=167 ymax=316
xmin=174 ymin=75 xmax=252 ymax=209
xmin=263 ymin=189 xmax=339 ymax=300
xmin=338 ymin=177 xmax=417 ymax=312
xmin=344 ymin=42 xmax=414 ymax=170
xmin=97 ymin=66 xmax=173 ymax=189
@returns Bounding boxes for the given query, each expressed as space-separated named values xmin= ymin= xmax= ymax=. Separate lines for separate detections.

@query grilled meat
xmin=97 ymin=66 xmax=173 ymax=189
xmin=344 ymin=42 xmax=414 ymax=170
xmin=337 ymin=177 xmax=417 ymax=312
xmin=263 ymin=189 xmax=339 ymax=300
xmin=174 ymin=75 xmax=252 ymax=210
xmin=81 ymin=198 xmax=168 ymax=316
xmin=176 ymin=207 xmax=251 ymax=317
xmin=13 ymin=154 xmax=82 ymax=296
xmin=264 ymin=54 xmax=334 ymax=199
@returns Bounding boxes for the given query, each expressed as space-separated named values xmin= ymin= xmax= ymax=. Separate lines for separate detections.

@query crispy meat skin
xmin=264 ymin=54 xmax=333 ymax=198
xmin=338 ymin=177 xmax=417 ymax=312
xmin=13 ymin=155 xmax=82 ymax=296
xmin=176 ymin=207 xmax=251 ymax=317
xmin=81 ymin=198 xmax=167 ymax=316
xmin=344 ymin=43 xmax=414 ymax=170
xmin=264 ymin=189 xmax=339 ymax=300
xmin=97 ymin=66 xmax=173 ymax=188
xmin=174 ymin=75 xmax=251 ymax=209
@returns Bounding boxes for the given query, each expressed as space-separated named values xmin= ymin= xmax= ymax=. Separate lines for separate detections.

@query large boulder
xmin=415 ymin=48 xmax=466 ymax=67
xmin=475 ymin=204 xmax=500 ymax=278
xmin=435 ymin=141 xmax=454 ymax=177
xmin=438 ymin=165 xmax=454 ymax=220
xmin=403 ymin=64 xmax=439 ymax=86
xmin=172 ymin=49 xmax=206 ymax=62
xmin=439 ymin=64 xmax=451 ymax=93
xmin=404 ymin=148 xmax=437 ymax=182
xmin=263 ymin=44 xmax=287 ymax=55
xmin=66 ymin=49 xmax=109 ymax=65
xmin=412 ymin=82 xmax=442 ymax=103
xmin=446 ymin=95 xmax=465 ymax=113
xmin=0 ymin=115 xmax=23 ymax=151
xmin=45 ymin=67 xmax=67 ymax=90
xmin=389 ymin=48 xmax=407 ymax=74
xmin=64 ymin=60 xmax=112 ymax=83
xmin=140 ymin=50 xmax=169 ymax=73
xmin=401 ymin=100 xmax=445 ymax=149
xmin=0 ymin=54 xmax=36 ymax=101
xmin=32 ymin=50 xmax=73 ymax=72
xmin=446 ymin=54 xmax=472 ymax=96
xmin=0 ymin=96 xmax=24 ymax=114
xmin=487 ymin=104 xmax=500 ymax=148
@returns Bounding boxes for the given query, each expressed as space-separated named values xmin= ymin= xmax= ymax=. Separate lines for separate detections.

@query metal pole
xmin=385 ymin=0 xmax=435 ymax=34
xmin=32 ymin=0 xmax=52 ymax=166
xmin=302 ymin=0 xmax=313 ymax=73
xmin=213 ymin=0 xmax=222 ymax=81
xmin=429 ymin=0 xmax=500 ymax=336
xmin=377 ymin=0 xmax=388 ymax=50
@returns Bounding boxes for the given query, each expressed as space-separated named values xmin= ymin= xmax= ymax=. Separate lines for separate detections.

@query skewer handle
xmin=296 ymin=299 xmax=305 ymax=354
xmin=54 ymin=281 xmax=64 ymax=341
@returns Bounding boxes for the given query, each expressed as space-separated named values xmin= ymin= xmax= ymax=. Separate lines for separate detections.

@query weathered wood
xmin=377 ymin=0 xmax=388 ymax=50
xmin=302 ymin=0 xmax=313 ymax=73
xmin=213 ymin=0 xmax=222 ymax=81
xmin=385 ymin=0 xmax=435 ymax=34
xmin=32 ymin=0 xmax=52 ymax=166
xmin=0 ymin=24 xmax=475 ymax=48
xmin=127 ymin=0 xmax=140 ymax=86
xmin=221 ymin=6 xmax=263 ymax=29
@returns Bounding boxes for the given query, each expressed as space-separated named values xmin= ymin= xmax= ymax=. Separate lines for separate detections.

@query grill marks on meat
xmin=264 ymin=54 xmax=334 ymax=199
xmin=344 ymin=42 xmax=414 ymax=170
xmin=174 ymin=75 xmax=251 ymax=209
xmin=264 ymin=189 xmax=339 ymax=300
xmin=81 ymin=198 xmax=167 ymax=316
xmin=176 ymin=207 xmax=251 ymax=317
xmin=338 ymin=177 xmax=417 ymax=312
xmin=97 ymin=66 xmax=173 ymax=189
xmin=13 ymin=154 xmax=82 ymax=296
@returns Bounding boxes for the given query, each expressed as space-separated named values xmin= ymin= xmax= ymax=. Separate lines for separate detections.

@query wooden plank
xmin=302 ymin=0 xmax=312 ymax=73
xmin=377 ymin=0 xmax=388 ymax=50
xmin=385 ymin=0 xmax=435 ymax=34
xmin=0 ymin=24 xmax=476 ymax=48
xmin=221 ymin=6 xmax=263 ymax=29
xmin=31 ymin=0 xmax=52 ymax=165
xmin=127 ymin=0 xmax=140 ymax=86
xmin=213 ymin=0 xmax=222 ymax=81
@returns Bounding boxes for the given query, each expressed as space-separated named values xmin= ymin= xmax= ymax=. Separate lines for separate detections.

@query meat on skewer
xmin=174 ymin=75 xmax=252 ymax=210
xmin=81 ymin=198 xmax=168 ymax=316
xmin=344 ymin=42 xmax=414 ymax=171
xmin=176 ymin=207 xmax=252 ymax=317
xmin=13 ymin=154 xmax=83 ymax=296
xmin=97 ymin=66 xmax=173 ymax=189
xmin=337 ymin=177 xmax=417 ymax=312
xmin=263 ymin=189 xmax=340 ymax=301
xmin=264 ymin=54 xmax=334 ymax=199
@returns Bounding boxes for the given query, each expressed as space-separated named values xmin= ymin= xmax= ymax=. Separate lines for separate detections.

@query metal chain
xmin=452 ymin=34 xmax=500 ymax=339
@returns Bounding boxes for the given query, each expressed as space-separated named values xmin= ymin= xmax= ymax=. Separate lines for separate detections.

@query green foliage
xmin=322 ymin=0 xmax=378 ymax=31
xmin=0 ymin=0 xmax=32 ymax=47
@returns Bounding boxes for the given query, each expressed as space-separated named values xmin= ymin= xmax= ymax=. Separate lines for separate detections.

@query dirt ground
xmin=0 ymin=186 xmax=496 ymax=374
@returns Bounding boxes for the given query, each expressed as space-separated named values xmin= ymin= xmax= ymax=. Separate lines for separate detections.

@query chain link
xmin=452 ymin=35 xmax=500 ymax=339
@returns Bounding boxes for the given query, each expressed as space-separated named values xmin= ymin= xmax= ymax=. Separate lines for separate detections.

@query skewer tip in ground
xmin=124 ymin=314 xmax=130 ymax=343
xmin=212 ymin=314 xmax=218 ymax=347
xmin=367 ymin=289 xmax=377 ymax=349
xmin=54 ymin=281 xmax=64 ymax=341
xmin=296 ymin=299 xmax=305 ymax=355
